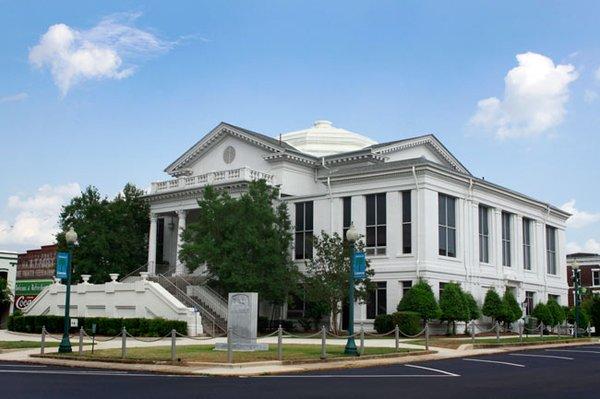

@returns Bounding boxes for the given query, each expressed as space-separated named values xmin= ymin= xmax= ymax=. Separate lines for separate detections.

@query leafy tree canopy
xmin=532 ymin=303 xmax=554 ymax=326
xmin=439 ymin=282 xmax=469 ymax=335
xmin=500 ymin=289 xmax=522 ymax=325
xmin=303 ymin=231 xmax=373 ymax=333
xmin=57 ymin=184 xmax=149 ymax=283
xmin=463 ymin=292 xmax=481 ymax=321
xmin=482 ymin=289 xmax=505 ymax=322
xmin=397 ymin=279 xmax=441 ymax=322
xmin=0 ymin=278 xmax=12 ymax=306
xmin=179 ymin=180 xmax=298 ymax=305
xmin=546 ymin=299 xmax=565 ymax=326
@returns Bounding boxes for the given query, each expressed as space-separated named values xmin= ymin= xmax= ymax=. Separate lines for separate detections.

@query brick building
xmin=566 ymin=252 xmax=600 ymax=307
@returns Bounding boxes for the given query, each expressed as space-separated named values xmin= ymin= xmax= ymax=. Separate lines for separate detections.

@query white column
xmin=147 ymin=213 xmax=157 ymax=275
xmin=175 ymin=210 xmax=187 ymax=276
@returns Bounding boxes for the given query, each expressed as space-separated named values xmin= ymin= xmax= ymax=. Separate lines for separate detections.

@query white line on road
xmin=509 ymin=353 xmax=573 ymax=360
xmin=256 ymin=374 xmax=458 ymax=378
xmin=0 ymin=364 xmax=48 ymax=368
xmin=463 ymin=358 xmax=525 ymax=367
xmin=404 ymin=364 xmax=460 ymax=377
xmin=545 ymin=349 xmax=600 ymax=354
xmin=0 ymin=369 xmax=199 ymax=378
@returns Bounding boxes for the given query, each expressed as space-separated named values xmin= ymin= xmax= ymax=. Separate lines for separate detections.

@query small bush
xmin=7 ymin=315 xmax=187 ymax=336
xmin=392 ymin=311 xmax=422 ymax=337
xmin=547 ymin=299 xmax=566 ymax=327
xmin=374 ymin=314 xmax=394 ymax=334
xmin=532 ymin=303 xmax=554 ymax=327
xmin=397 ymin=279 xmax=441 ymax=322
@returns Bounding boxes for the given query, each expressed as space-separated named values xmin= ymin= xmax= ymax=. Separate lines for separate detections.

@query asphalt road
xmin=1 ymin=344 xmax=599 ymax=399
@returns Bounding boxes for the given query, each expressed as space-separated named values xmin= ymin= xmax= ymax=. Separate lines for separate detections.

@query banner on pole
xmin=56 ymin=252 xmax=70 ymax=279
xmin=353 ymin=251 xmax=366 ymax=279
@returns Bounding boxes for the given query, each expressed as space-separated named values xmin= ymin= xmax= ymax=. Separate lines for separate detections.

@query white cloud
xmin=470 ymin=52 xmax=578 ymax=139
xmin=595 ymin=66 xmax=600 ymax=82
xmin=0 ymin=183 xmax=80 ymax=250
xmin=566 ymin=239 xmax=600 ymax=254
xmin=584 ymin=89 xmax=598 ymax=103
xmin=0 ymin=92 xmax=28 ymax=103
xmin=29 ymin=12 xmax=170 ymax=95
xmin=561 ymin=199 xmax=600 ymax=229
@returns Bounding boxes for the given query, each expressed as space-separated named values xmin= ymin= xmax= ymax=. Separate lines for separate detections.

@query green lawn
xmin=66 ymin=344 xmax=416 ymax=363
xmin=0 ymin=341 xmax=60 ymax=350
xmin=411 ymin=336 xmax=592 ymax=349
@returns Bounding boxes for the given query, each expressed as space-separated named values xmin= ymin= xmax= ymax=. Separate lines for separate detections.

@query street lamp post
xmin=344 ymin=223 xmax=359 ymax=356
xmin=58 ymin=226 xmax=77 ymax=353
xmin=572 ymin=261 xmax=581 ymax=338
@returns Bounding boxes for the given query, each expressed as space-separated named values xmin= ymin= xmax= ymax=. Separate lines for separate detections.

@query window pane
xmin=366 ymin=227 xmax=376 ymax=247
xmin=295 ymin=233 xmax=303 ymax=259
xmin=376 ymin=193 xmax=386 ymax=224
xmin=305 ymin=202 xmax=313 ymax=230
xmin=447 ymin=197 xmax=456 ymax=227
xmin=366 ymin=289 xmax=376 ymax=319
xmin=343 ymin=197 xmax=351 ymax=228
xmin=439 ymin=227 xmax=447 ymax=256
xmin=377 ymin=284 xmax=387 ymax=316
xmin=295 ymin=203 xmax=304 ymax=231
xmin=447 ymin=228 xmax=456 ymax=257
xmin=402 ymin=191 xmax=411 ymax=222
xmin=377 ymin=225 xmax=387 ymax=247
xmin=305 ymin=232 xmax=313 ymax=259
xmin=403 ymin=224 xmax=411 ymax=253
xmin=438 ymin=195 xmax=446 ymax=226
xmin=366 ymin=195 xmax=375 ymax=225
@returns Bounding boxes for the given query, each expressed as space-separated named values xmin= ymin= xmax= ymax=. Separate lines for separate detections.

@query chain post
xmin=78 ymin=327 xmax=84 ymax=355
xmin=277 ymin=324 xmax=283 ymax=361
xmin=470 ymin=321 xmax=475 ymax=344
xmin=588 ymin=323 xmax=592 ymax=338
xmin=40 ymin=326 xmax=46 ymax=355
xmin=519 ymin=322 xmax=523 ymax=343
xmin=394 ymin=324 xmax=399 ymax=352
xmin=320 ymin=325 xmax=327 ymax=360
xmin=121 ymin=327 xmax=127 ymax=359
xmin=495 ymin=321 xmax=500 ymax=343
xmin=557 ymin=324 xmax=561 ymax=339
xmin=227 ymin=327 xmax=233 ymax=364
xmin=171 ymin=329 xmax=177 ymax=363
xmin=425 ymin=322 xmax=430 ymax=351
xmin=540 ymin=322 xmax=544 ymax=339
xmin=359 ymin=323 xmax=364 ymax=356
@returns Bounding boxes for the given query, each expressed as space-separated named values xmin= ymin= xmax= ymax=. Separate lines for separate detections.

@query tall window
xmin=439 ymin=282 xmax=448 ymax=298
xmin=438 ymin=194 xmax=456 ymax=257
xmin=548 ymin=294 xmax=560 ymax=303
xmin=342 ymin=197 xmax=352 ymax=240
xmin=546 ymin=225 xmax=557 ymax=275
xmin=367 ymin=282 xmax=387 ymax=319
xmin=294 ymin=202 xmax=313 ymax=260
xmin=401 ymin=280 xmax=412 ymax=297
xmin=402 ymin=191 xmax=412 ymax=254
xmin=366 ymin=193 xmax=386 ymax=255
xmin=525 ymin=291 xmax=534 ymax=316
xmin=478 ymin=205 xmax=490 ymax=263
xmin=593 ymin=270 xmax=600 ymax=286
xmin=522 ymin=218 xmax=532 ymax=270
xmin=502 ymin=212 xmax=512 ymax=267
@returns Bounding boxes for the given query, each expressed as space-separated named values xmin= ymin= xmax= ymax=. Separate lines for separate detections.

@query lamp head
xmin=572 ymin=261 xmax=580 ymax=271
xmin=346 ymin=223 xmax=358 ymax=243
xmin=65 ymin=226 xmax=78 ymax=245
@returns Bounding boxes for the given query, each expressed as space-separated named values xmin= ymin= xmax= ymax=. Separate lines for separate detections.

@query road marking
xmin=545 ymin=349 xmax=600 ymax=354
xmin=0 ymin=364 xmax=48 ymax=368
xmin=509 ymin=353 xmax=573 ymax=360
xmin=463 ymin=358 xmax=525 ymax=367
xmin=0 ymin=369 xmax=199 ymax=378
xmin=257 ymin=374 xmax=458 ymax=378
xmin=404 ymin=364 xmax=460 ymax=377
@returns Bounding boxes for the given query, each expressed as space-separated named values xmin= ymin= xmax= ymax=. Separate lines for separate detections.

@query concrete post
xmin=540 ymin=322 xmax=544 ymax=339
xmin=171 ymin=329 xmax=177 ymax=363
xmin=277 ymin=324 xmax=283 ymax=361
xmin=425 ymin=322 xmax=430 ymax=351
xmin=121 ymin=327 xmax=127 ymax=359
xmin=78 ymin=327 xmax=84 ymax=355
xmin=40 ymin=326 xmax=46 ymax=355
xmin=227 ymin=327 xmax=233 ymax=364
xmin=394 ymin=325 xmax=399 ymax=351
xmin=495 ymin=321 xmax=500 ymax=343
xmin=519 ymin=322 xmax=523 ymax=343
xmin=470 ymin=321 xmax=475 ymax=344
xmin=359 ymin=323 xmax=365 ymax=356
xmin=320 ymin=326 xmax=327 ymax=360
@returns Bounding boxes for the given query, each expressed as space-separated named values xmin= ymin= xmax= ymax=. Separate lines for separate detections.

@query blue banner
xmin=56 ymin=251 xmax=70 ymax=279
xmin=353 ymin=251 xmax=366 ymax=279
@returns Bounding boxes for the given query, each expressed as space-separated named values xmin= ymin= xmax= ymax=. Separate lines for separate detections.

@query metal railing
xmin=184 ymin=281 xmax=228 ymax=321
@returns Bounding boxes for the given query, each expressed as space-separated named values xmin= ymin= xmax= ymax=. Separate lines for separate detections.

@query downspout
xmin=322 ymin=157 xmax=333 ymax=233
xmin=544 ymin=204 xmax=550 ymax=297
xmin=412 ymin=166 xmax=420 ymax=278
xmin=465 ymin=178 xmax=473 ymax=287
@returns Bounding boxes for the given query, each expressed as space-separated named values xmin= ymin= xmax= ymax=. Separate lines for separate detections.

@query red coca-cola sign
xmin=14 ymin=295 xmax=37 ymax=310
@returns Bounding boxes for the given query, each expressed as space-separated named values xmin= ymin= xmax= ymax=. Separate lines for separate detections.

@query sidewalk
xmin=1 ymin=329 xmax=597 ymax=376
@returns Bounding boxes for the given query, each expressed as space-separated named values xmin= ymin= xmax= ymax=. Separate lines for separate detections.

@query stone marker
xmin=215 ymin=292 xmax=268 ymax=351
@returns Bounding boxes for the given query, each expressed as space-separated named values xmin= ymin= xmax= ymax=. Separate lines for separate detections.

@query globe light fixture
xmin=65 ymin=226 xmax=78 ymax=245
xmin=346 ymin=223 xmax=358 ymax=243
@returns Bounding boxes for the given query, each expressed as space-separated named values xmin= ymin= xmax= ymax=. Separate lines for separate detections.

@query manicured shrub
xmin=546 ymin=299 xmax=566 ymax=327
xmin=532 ymin=303 xmax=553 ymax=327
xmin=500 ymin=289 xmax=522 ymax=326
xmin=463 ymin=292 xmax=481 ymax=321
xmin=439 ymin=282 xmax=468 ymax=335
xmin=482 ymin=289 xmax=506 ymax=323
xmin=397 ymin=279 xmax=441 ymax=322
xmin=7 ymin=315 xmax=187 ymax=336
xmin=392 ymin=311 xmax=422 ymax=336
xmin=374 ymin=314 xmax=394 ymax=334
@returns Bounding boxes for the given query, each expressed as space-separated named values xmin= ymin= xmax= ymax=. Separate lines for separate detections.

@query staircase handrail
xmin=156 ymin=274 xmax=226 ymax=334
xmin=118 ymin=263 xmax=148 ymax=282
xmin=171 ymin=274 xmax=229 ymax=321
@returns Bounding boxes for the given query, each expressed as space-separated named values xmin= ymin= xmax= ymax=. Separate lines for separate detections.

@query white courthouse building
xmin=145 ymin=120 xmax=569 ymax=328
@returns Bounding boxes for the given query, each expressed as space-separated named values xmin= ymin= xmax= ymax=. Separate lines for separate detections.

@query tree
xmin=588 ymin=296 xmax=600 ymax=336
xmin=0 ymin=278 xmax=12 ymax=306
xmin=397 ymin=279 xmax=441 ymax=322
xmin=500 ymin=289 xmax=523 ymax=327
xmin=439 ymin=282 xmax=469 ymax=335
xmin=463 ymin=292 xmax=481 ymax=321
xmin=304 ymin=231 xmax=374 ymax=333
xmin=532 ymin=303 xmax=554 ymax=327
xmin=57 ymin=184 xmax=149 ymax=283
xmin=546 ymin=299 xmax=566 ymax=327
xmin=567 ymin=307 xmax=590 ymax=330
xmin=482 ymin=289 xmax=505 ymax=323
xmin=179 ymin=180 xmax=299 ymax=307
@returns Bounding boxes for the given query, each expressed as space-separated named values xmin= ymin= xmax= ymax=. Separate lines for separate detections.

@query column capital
xmin=176 ymin=209 xmax=187 ymax=218
xmin=150 ymin=213 xmax=158 ymax=221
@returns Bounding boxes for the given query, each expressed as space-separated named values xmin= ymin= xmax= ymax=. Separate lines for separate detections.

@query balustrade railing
xmin=150 ymin=167 xmax=274 ymax=193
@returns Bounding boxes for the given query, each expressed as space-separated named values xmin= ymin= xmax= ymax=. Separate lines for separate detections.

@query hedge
xmin=374 ymin=311 xmax=422 ymax=336
xmin=7 ymin=315 xmax=187 ymax=337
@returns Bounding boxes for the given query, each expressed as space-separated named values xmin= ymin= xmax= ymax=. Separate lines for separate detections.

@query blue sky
xmin=1 ymin=1 xmax=599 ymax=252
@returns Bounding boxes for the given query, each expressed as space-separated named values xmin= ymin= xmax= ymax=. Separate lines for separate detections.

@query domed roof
xmin=280 ymin=120 xmax=377 ymax=157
